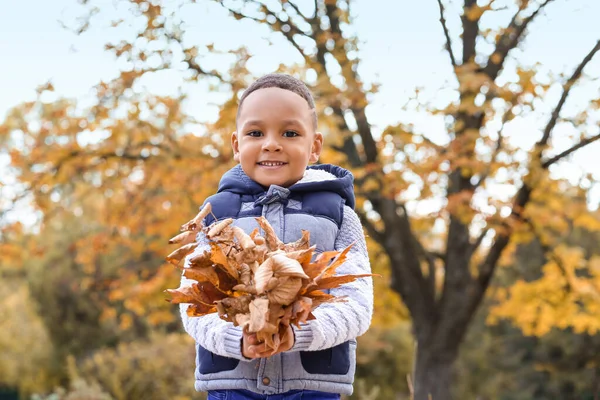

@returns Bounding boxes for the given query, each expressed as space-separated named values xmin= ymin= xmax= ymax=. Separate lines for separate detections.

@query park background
xmin=1 ymin=0 xmax=600 ymax=399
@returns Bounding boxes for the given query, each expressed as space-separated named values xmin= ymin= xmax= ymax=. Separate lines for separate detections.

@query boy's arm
xmin=290 ymin=205 xmax=374 ymax=351
xmin=179 ymin=232 xmax=246 ymax=360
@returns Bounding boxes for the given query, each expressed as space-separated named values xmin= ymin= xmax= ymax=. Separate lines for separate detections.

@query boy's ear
xmin=231 ymin=131 xmax=240 ymax=162
xmin=309 ymin=131 xmax=324 ymax=163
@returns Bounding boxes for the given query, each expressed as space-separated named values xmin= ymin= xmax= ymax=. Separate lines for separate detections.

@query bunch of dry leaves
xmin=165 ymin=203 xmax=372 ymax=352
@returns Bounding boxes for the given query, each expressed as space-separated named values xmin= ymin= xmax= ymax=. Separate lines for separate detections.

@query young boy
xmin=180 ymin=73 xmax=373 ymax=399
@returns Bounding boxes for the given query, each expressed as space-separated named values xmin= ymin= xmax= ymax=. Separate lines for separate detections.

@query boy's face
xmin=232 ymin=87 xmax=323 ymax=188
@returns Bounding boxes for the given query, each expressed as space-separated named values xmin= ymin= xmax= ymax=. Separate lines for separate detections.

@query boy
xmin=180 ymin=73 xmax=373 ymax=399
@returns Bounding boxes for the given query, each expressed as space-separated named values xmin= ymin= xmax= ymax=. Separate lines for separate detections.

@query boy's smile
xmin=232 ymin=87 xmax=323 ymax=188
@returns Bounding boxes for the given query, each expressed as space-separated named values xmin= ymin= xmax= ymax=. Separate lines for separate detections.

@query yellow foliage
xmin=0 ymin=281 xmax=55 ymax=396
xmin=489 ymin=245 xmax=600 ymax=336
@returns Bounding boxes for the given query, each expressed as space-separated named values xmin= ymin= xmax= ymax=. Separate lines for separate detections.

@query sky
xmin=1 ymin=0 xmax=600 ymax=225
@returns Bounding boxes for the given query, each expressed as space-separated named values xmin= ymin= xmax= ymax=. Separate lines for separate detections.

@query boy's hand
xmin=242 ymin=326 xmax=294 ymax=359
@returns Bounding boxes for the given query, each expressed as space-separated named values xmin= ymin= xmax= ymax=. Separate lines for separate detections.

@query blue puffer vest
xmin=195 ymin=163 xmax=357 ymax=395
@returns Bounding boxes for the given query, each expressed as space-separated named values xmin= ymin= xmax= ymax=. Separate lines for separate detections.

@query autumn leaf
xmin=180 ymin=203 xmax=212 ymax=233
xmin=165 ymin=242 xmax=197 ymax=266
xmin=168 ymin=230 xmax=196 ymax=245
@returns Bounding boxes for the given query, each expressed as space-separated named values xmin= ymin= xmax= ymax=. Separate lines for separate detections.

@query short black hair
xmin=236 ymin=73 xmax=318 ymax=130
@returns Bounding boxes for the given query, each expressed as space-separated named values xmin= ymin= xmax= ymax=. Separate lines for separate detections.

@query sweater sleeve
xmin=179 ymin=232 xmax=246 ymax=360
xmin=290 ymin=205 xmax=374 ymax=351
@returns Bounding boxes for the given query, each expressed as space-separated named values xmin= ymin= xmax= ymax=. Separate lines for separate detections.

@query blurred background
xmin=1 ymin=0 xmax=600 ymax=399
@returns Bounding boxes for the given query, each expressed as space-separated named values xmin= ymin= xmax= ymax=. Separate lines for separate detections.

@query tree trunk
xmin=413 ymin=344 xmax=455 ymax=400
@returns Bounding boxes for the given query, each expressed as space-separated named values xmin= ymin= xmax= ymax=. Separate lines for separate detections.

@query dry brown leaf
xmin=218 ymin=295 xmax=252 ymax=321
xmin=291 ymin=297 xmax=313 ymax=327
xmin=214 ymin=266 xmax=239 ymax=292
xmin=265 ymin=277 xmax=280 ymax=292
xmin=233 ymin=226 xmax=256 ymax=250
xmin=283 ymin=230 xmax=310 ymax=252
xmin=303 ymin=250 xmax=339 ymax=279
xmin=314 ymin=244 xmax=353 ymax=281
xmin=183 ymin=266 xmax=219 ymax=286
xmin=165 ymin=281 xmax=227 ymax=311
xmin=188 ymin=250 xmax=214 ymax=269
xmin=164 ymin=284 xmax=199 ymax=304
xmin=168 ymin=230 xmax=197 ymax=245
xmin=267 ymin=277 xmax=303 ymax=306
xmin=180 ymin=203 xmax=212 ymax=232
xmin=249 ymin=298 xmax=270 ymax=332
xmin=239 ymin=263 xmax=252 ymax=285
xmin=270 ymin=254 xmax=309 ymax=279
xmin=254 ymin=258 xmax=274 ymax=294
xmin=210 ymin=242 xmax=239 ymax=280
xmin=166 ymin=242 xmax=198 ymax=266
xmin=308 ymin=273 xmax=374 ymax=293
xmin=256 ymin=216 xmax=283 ymax=251
xmin=207 ymin=218 xmax=234 ymax=239
xmin=284 ymin=246 xmax=316 ymax=266
xmin=232 ymin=283 xmax=258 ymax=294
xmin=235 ymin=313 xmax=251 ymax=328
xmin=186 ymin=303 xmax=217 ymax=317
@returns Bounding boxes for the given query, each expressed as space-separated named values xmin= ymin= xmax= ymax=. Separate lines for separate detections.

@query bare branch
xmin=470 ymin=182 xmax=531 ymax=314
xmin=329 ymin=104 xmax=364 ymax=167
xmin=473 ymin=111 xmax=507 ymax=190
xmin=539 ymin=39 xmax=600 ymax=146
xmin=471 ymin=228 xmax=489 ymax=254
xmin=436 ymin=0 xmax=457 ymax=69
xmin=284 ymin=0 xmax=316 ymax=25
xmin=461 ymin=0 xmax=480 ymax=64
xmin=165 ymin=32 xmax=224 ymax=80
xmin=370 ymin=197 xmax=437 ymax=331
xmin=483 ymin=0 xmax=554 ymax=79
xmin=323 ymin=4 xmax=378 ymax=163
xmin=472 ymin=231 xmax=508 ymax=309
xmin=542 ymin=133 xmax=600 ymax=168
xmin=217 ymin=1 xmax=312 ymax=60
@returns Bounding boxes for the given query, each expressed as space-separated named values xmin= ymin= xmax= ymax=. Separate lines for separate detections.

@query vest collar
xmin=217 ymin=164 xmax=355 ymax=209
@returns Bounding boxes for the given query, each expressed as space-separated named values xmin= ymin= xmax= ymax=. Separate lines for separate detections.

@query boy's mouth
xmin=257 ymin=161 xmax=287 ymax=167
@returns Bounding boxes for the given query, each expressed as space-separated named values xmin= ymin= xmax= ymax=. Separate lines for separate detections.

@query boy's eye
xmin=247 ymin=130 xmax=263 ymax=137
xmin=283 ymin=130 xmax=299 ymax=138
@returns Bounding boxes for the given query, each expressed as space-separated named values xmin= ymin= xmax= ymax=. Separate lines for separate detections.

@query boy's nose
xmin=262 ymin=135 xmax=282 ymax=151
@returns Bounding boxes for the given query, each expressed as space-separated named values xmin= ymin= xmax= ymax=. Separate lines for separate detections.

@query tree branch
xmin=542 ymin=133 xmax=600 ymax=168
xmin=323 ymin=4 xmax=378 ymax=163
xmin=217 ymin=1 xmax=312 ymax=60
xmin=461 ymin=0 xmax=480 ymax=64
xmin=473 ymin=113 xmax=506 ymax=190
xmin=539 ymin=39 xmax=600 ymax=146
xmin=165 ymin=31 xmax=224 ymax=81
xmin=436 ymin=0 xmax=457 ymax=69
xmin=284 ymin=0 xmax=314 ymax=24
xmin=469 ymin=182 xmax=531 ymax=315
xmin=370 ymin=196 xmax=437 ymax=335
xmin=483 ymin=0 xmax=554 ymax=80
xmin=329 ymin=105 xmax=364 ymax=168
xmin=471 ymin=228 xmax=489 ymax=254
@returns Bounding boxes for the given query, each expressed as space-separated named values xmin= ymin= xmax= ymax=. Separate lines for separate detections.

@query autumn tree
xmin=455 ymin=187 xmax=600 ymax=399
xmin=3 ymin=0 xmax=600 ymax=399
